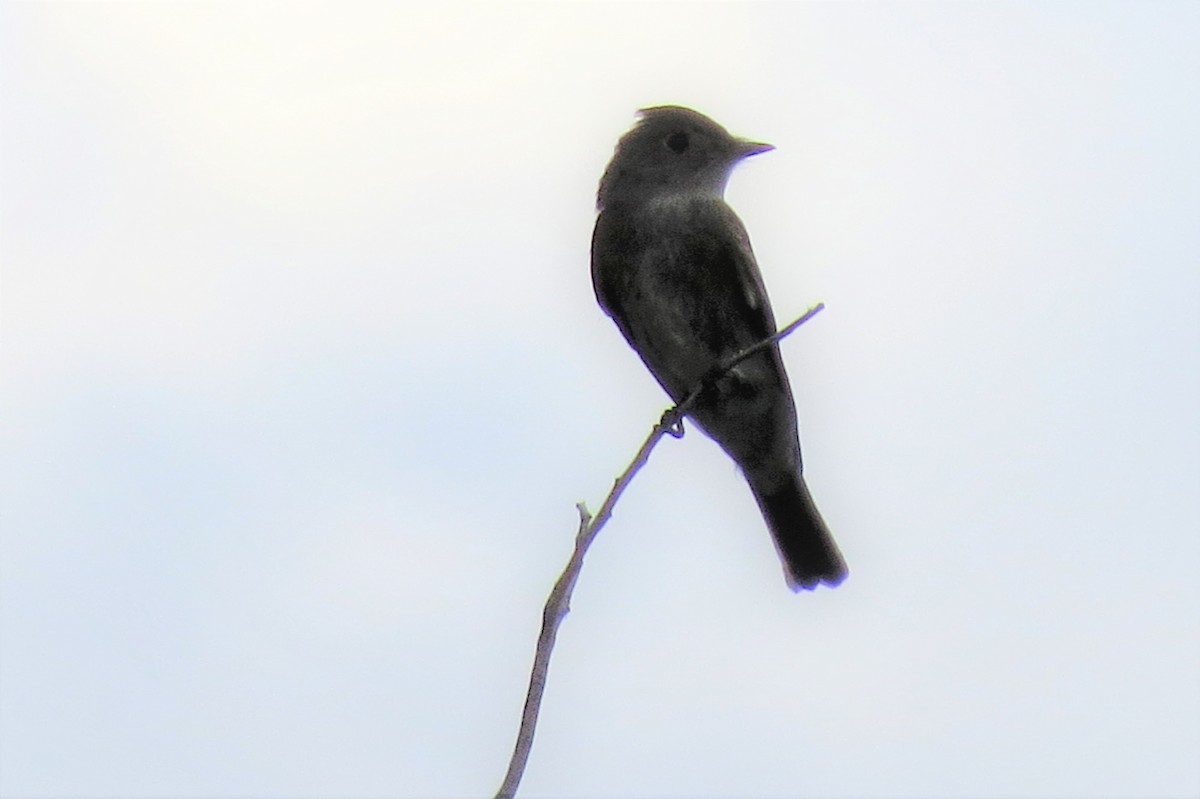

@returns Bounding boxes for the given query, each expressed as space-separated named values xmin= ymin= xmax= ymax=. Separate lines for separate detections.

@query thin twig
xmin=493 ymin=302 xmax=825 ymax=799
xmin=673 ymin=301 xmax=828 ymax=421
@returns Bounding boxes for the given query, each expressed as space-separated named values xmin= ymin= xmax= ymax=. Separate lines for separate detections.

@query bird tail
xmin=749 ymin=472 xmax=847 ymax=591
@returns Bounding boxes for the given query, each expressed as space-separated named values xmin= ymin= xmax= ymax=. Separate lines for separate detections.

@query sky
xmin=2 ymin=2 xmax=1198 ymax=798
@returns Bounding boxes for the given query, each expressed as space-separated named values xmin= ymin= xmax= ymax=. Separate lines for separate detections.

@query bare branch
xmin=671 ymin=301 xmax=827 ymax=423
xmin=493 ymin=302 xmax=825 ymax=798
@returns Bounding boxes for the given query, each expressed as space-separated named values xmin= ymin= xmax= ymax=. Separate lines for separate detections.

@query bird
xmin=590 ymin=106 xmax=846 ymax=590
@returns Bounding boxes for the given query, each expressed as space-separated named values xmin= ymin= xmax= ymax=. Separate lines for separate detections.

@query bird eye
xmin=665 ymin=131 xmax=690 ymax=154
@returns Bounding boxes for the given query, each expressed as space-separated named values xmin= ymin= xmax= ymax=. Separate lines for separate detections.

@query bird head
xmin=597 ymin=106 xmax=773 ymax=210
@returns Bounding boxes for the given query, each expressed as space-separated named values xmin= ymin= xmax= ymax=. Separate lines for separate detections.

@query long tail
xmin=748 ymin=472 xmax=847 ymax=591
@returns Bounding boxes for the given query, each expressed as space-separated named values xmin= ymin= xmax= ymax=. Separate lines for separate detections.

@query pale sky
xmin=2 ymin=2 xmax=1198 ymax=798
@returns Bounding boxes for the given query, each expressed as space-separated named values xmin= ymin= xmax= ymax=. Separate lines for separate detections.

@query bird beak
xmin=737 ymin=139 xmax=775 ymax=158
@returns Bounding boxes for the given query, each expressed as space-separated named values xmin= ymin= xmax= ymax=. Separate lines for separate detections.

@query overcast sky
xmin=2 ymin=2 xmax=1198 ymax=798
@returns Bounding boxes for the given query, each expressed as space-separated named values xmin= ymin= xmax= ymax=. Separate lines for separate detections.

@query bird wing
xmin=591 ymin=198 xmax=782 ymax=401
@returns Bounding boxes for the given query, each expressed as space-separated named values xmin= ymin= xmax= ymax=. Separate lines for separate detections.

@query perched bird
xmin=591 ymin=106 xmax=846 ymax=590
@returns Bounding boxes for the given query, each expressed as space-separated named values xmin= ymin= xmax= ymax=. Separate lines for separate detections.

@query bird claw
xmin=659 ymin=409 xmax=687 ymax=438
